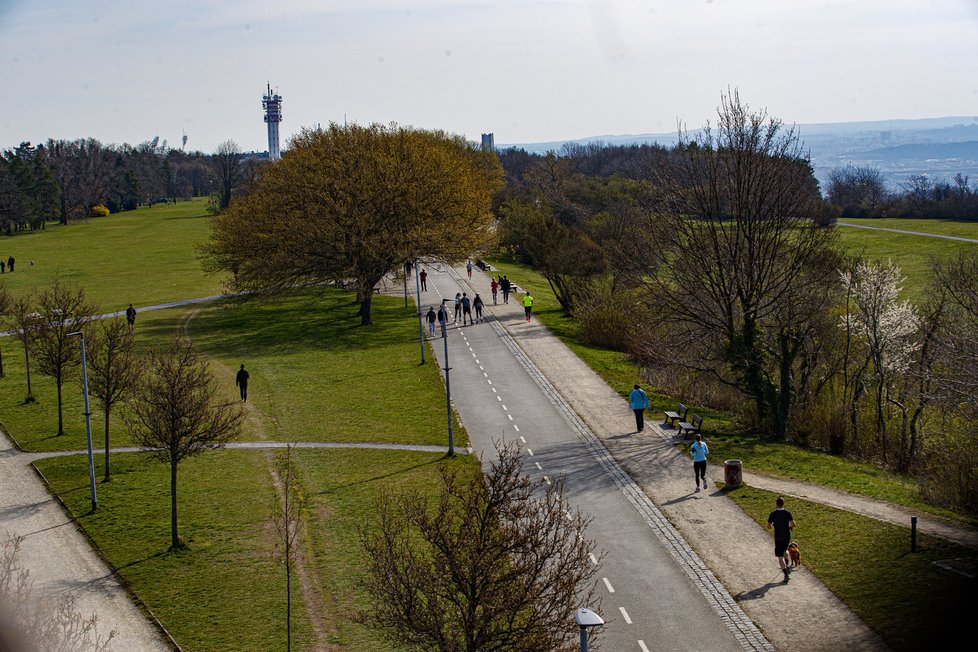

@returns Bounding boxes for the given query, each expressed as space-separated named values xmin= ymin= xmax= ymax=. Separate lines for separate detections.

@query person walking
xmin=466 ymin=259 xmax=474 ymax=279
xmin=0 ymin=259 xmax=5 ymax=273
xmin=235 ymin=364 xmax=250 ymax=401
xmin=691 ymin=433 xmax=709 ymax=492
xmin=420 ymin=269 xmax=428 ymax=291
xmin=629 ymin=384 xmax=650 ymax=432
xmin=125 ymin=304 xmax=137 ymax=334
xmin=461 ymin=292 xmax=472 ymax=325
xmin=437 ymin=300 xmax=448 ymax=335
xmin=501 ymin=275 xmax=511 ymax=304
xmin=767 ymin=496 xmax=797 ymax=583
xmin=473 ymin=294 xmax=484 ymax=323
xmin=490 ymin=278 xmax=498 ymax=304
xmin=426 ymin=306 xmax=437 ymax=336
xmin=7 ymin=256 xmax=13 ymax=272
xmin=522 ymin=289 xmax=533 ymax=322
xmin=453 ymin=293 xmax=462 ymax=323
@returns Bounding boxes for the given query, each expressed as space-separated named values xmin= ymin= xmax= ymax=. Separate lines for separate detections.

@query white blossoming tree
xmin=840 ymin=260 xmax=920 ymax=462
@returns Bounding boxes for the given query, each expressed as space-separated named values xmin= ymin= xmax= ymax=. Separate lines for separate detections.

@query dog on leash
xmin=787 ymin=542 xmax=801 ymax=568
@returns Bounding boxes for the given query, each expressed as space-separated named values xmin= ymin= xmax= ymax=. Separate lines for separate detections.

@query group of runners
xmin=421 ymin=267 xmax=536 ymax=335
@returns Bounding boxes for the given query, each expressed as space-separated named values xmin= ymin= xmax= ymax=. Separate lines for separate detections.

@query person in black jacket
xmin=235 ymin=364 xmax=250 ymax=401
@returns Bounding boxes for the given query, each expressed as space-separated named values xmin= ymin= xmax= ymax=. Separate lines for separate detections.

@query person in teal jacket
xmin=691 ymin=433 xmax=709 ymax=492
xmin=629 ymin=384 xmax=650 ymax=432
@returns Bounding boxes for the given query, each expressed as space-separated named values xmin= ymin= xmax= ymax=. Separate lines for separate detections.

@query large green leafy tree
xmin=202 ymin=123 xmax=503 ymax=325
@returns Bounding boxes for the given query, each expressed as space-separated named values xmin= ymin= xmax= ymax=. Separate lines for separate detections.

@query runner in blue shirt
xmin=691 ymin=433 xmax=709 ymax=492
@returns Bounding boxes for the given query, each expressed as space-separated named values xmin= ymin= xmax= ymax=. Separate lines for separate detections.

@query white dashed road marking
xmin=519 ymin=435 xmax=526 ymax=443
xmin=589 ymin=553 xmax=598 ymax=565
xmin=534 ymin=462 xmax=542 ymax=470
xmin=603 ymin=577 xmax=615 ymax=593
xmin=639 ymin=641 xmax=650 ymax=652
xmin=619 ymin=607 xmax=632 ymax=625
xmin=526 ymin=448 xmax=533 ymax=456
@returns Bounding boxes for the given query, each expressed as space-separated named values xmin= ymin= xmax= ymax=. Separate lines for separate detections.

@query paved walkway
xmin=0 ymin=428 xmax=171 ymax=651
xmin=453 ymin=263 xmax=891 ymax=652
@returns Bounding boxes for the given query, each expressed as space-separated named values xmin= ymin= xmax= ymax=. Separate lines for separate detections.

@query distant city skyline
xmin=2 ymin=0 xmax=977 ymax=154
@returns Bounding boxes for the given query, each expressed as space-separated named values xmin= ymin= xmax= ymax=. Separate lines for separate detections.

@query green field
xmin=35 ymin=448 xmax=472 ymax=651
xmin=729 ymin=484 xmax=975 ymax=651
xmin=0 ymin=198 xmax=224 ymax=308
xmin=835 ymin=219 xmax=978 ymax=301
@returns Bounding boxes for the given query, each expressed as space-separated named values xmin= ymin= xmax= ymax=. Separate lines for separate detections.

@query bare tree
xmin=635 ymin=90 xmax=840 ymax=439
xmin=825 ymin=165 xmax=889 ymax=217
xmin=360 ymin=444 xmax=600 ymax=652
xmin=8 ymin=295 xmax=39 ymax=403
xmin=85 ymin=317 xmax=138 ymax=481
xmin=31 ymin=279 xmax=96 ymax=435
xmin=211 ymin=140 xmax=246 ymax=212
xmin=1 ymin=533 xmax=117 ymax=651
xmin=270 ymin=444 xmax=304 ymax=652
xmin=123 ymin=337 xmax=243 ymax=548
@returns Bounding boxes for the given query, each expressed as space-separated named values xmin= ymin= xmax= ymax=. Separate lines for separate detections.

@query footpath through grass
xmin=35 ymin=448 xmax=471 ymax=651
xmin=0 ymin=198 xmax=225 ymax=309
xmin=729 ymin=484 xmax=975 ymax=651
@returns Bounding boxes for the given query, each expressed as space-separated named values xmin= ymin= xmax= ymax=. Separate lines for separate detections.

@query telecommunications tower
xmin=262 ymin=83 xmax=283 ymax=160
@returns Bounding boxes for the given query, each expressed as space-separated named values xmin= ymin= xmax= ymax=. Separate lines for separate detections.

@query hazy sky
xmin=2 ymin=0 xmax=977 ymax=153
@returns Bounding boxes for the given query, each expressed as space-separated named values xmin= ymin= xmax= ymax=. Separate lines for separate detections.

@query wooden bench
xmin=663 ymin=403 xmax=688 ymax=428
xmin=677 ymin=414 xmax=703 ymax=439
xmin=476 ymin=259 xmax=493 ymax=272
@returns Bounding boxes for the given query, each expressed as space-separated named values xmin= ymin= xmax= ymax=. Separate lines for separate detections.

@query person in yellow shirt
xmin=522 ymin=290 xmax=534 ymax=322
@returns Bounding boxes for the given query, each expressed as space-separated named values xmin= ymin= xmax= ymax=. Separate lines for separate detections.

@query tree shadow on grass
xmin=311 ymin=456 xmax=447 ymax=497
xmin=189 ymin=289 xmax=421 ymax=359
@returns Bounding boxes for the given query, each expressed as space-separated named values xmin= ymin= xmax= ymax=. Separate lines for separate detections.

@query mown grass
xmin=0 ymin=198 xmax=225 ymax=309
xmin=835 ymin=219 xmax=978 ymax=301
xmin=34 ymin=450 xmax=316 ymax=652
xmin=728 ymin=484 xmax=976 ymax=651
xmin=294 ymin=448 xmax=477 ymax=650
xmin=35 ymin=447 xmax=472 ymax=651
xmin=1 ymin=289 xmax=464 ymax=451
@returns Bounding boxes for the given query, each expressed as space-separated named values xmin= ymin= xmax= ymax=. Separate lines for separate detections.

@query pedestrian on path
xmin=437 ymin=300 xmax=448 ymax=334
xmin=490 ymin=278 xmax=498 ymax=304
xmin=236 ymin=364 xmax=250 ymax=401
xmin=453 ymin=293 xmax=462 ymax=323
xmin=501 ymin=275 xmax=511 ymax=304
xmin=473 ymin=294 xmax=484 ymax=323
xmin=426 ymin=306 xmax=436 ymax=336
xmin=767 ymin=496 xmax=796 ymax=583
xmin=691 ymin=433 xmax=709 ymax=492
xmin=629 ymin=384 xmax=650 ymax=432
xmin=466 ymin=259 xmax=474 ymax=279
xmin=522 ymin=289 xmax=533 ymax=322
xmin=461 ymin=292 xmax=472 ymax=325
xmin=0 ymin=259 xmax=5 ymax=273
xmin=7 ymin=256 xmax=14 ymax=272
xmin=420 ymin=269 xmax=428 ymax=291
xmin=125 ymin=303 xmax=137 ymax=334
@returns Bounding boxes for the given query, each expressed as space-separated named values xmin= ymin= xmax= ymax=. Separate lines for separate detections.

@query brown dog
xmin=787 ymin=542 xmax=801 ymax=568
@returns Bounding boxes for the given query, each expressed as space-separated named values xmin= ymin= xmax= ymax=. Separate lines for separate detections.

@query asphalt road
xmin=423 ymin=266 xmax=749 ymax=652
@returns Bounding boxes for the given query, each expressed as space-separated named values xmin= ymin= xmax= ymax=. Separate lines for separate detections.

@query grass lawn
xmin=0 ymin=198 xmax=225 ymax=309
xmin=1 ymin=289 xmax=464 ymax=452
xmin=835 ymin=219 xmax=977 ymax=301
xmin=34 ymin=447 xmax=472 ymax=651
xmin=34 ymin=450 xmax=316 ymax=652
xmin=728 ymin=484 xmax=976 ymax=651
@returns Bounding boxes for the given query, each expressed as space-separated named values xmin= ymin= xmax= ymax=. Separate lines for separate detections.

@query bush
xmin=90 ymin=204 xmax=110 ymax=217
xmin=920 ymin=427 xmax=978 ymax=512
xmin=574 ymin=281 xmax=636 ymax=352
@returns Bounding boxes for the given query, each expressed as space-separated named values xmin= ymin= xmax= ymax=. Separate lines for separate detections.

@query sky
xmin=1 ymin=0 xmax=977 ymax=154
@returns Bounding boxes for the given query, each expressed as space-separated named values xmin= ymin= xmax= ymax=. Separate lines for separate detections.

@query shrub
xmin=90 ymin=204 xmax=110 ymax=217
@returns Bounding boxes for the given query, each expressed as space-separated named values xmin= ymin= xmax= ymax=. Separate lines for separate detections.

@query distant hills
xmin=500 ymin=116 xmax=978 ymax=189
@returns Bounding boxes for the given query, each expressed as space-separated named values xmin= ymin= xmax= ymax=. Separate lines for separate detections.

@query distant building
xmin=262 ymin=83 xmax=283 ymax=160
xmin=481 ymin=133 xmax=495 ymax=151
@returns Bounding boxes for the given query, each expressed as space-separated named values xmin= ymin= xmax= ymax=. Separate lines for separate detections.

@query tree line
xmin=0 ymin=137 xmax=254 ymax=234
xmin=825 ymin=164 xmax=978 ymax=220
xmin=494 ymin=92 xmax=978 ymax=512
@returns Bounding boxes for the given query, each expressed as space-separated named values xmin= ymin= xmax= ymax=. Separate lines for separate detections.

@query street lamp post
xmin=575 ymin=608 xmax=604 ymax=652
xmin=68 ymin=330 xmax=97 ymax=513
xmin=441 ymin=320 xmax=454 ymax=456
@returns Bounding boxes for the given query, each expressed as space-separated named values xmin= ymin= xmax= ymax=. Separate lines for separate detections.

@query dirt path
xmin=837 ymin=221 xmax=978 ymax=243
